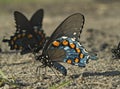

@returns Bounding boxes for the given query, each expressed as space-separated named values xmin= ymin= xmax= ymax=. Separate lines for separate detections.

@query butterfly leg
xmin=50 ymin=67 xmax=61 ymax=80
xmin=36 ymin=65 xmax=46 ymax=80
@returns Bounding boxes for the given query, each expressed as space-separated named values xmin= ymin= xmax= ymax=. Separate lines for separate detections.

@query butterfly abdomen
xmin=52 ymin=62 xmax=67 ymax=76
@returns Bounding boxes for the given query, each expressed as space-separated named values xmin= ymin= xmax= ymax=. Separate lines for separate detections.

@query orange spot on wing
xmin=13 ymin=37 xmax=17 ymax=41
xmin=80 ymin=53 xmax=84 ymax=59
xmin=67 ymin=59 xmax=72 ymax=64
xmin=28 ymin=34 xmax=33 ymax=38
xmin=62 ymin=40 xmax=68 ymax=46
xmin=69 ymin=43 xmax=75 ymax=48
xmin=22 ymin=33 xmax=25 ymax=37
xmin=17 ymin=34 xmax=21 ymax=38
xmin=14 ymin=45 xmax=17 ymax=49
xmin=76 ymin=48 xmax=81 ymax=53
xmin=52 ymin=41 xmax=60 ymax=47
xmin=74 ymin=58 xmax=79 ymax=63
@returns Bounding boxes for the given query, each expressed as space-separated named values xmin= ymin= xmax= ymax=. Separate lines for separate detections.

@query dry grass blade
xmin=0 ymin=70 xmax=18 ymax=88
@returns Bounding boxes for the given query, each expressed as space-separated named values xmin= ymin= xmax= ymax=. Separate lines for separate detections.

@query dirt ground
xmin=0 ymin=0 xmax=120 ymax=89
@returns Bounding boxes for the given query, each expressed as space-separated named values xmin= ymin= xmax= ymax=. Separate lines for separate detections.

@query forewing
xmin=14 ymin=11 xmax=31 ymax=33
xmin=30 ymin=9 xmax=44 ymax=29
xmin=43 ymin=13 xmax=85 ymax=54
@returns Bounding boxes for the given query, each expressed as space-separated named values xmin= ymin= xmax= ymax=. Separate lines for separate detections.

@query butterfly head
xmin=36 ymin=54 xmax=53 ymax=66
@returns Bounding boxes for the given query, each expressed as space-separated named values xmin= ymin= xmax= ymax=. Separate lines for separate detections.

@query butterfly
xmin=3 ymin=9 xmax=46 ymax=55
xmin=111 ymin=42 xmax=120 ymax=59
xmin=35 ymin=13 xmax=98 ymax=76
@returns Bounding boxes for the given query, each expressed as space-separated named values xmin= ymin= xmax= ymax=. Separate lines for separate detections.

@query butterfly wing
xmin=30 ymin=9 xmax=44 ymax=29
xmin=3 ymin=12 xmax=32 ymax=51
xmin=43 ymin=13 xmax=85 ymax=55
xmin=14 ymin=11 xmax=32 ymax=33
xmin=29 ymin=9 xmax=46 ymax=53
xmin=5 ymin=11 xmax=35 ymax=54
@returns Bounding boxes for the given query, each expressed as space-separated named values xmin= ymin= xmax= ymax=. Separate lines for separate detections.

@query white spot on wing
xmin=71 ymin=38 xmax=76 ymax=41
xmin=73 ymin=32 xmax=77 ymax=35
xmin=83 ymin=49 xmax=88 ymax=53
xmin=78 ymin=42 xmax=82 ymax=46
xmin=62 ymin=36 xmax=68 ymax=39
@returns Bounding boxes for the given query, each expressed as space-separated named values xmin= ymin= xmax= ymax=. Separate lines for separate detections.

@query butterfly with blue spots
xmin=35 ymin=13 xmax=98 ymax=76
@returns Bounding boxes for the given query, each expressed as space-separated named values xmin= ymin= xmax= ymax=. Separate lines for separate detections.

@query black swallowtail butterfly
xmin=111 ymin=42 xmax=120 ymax=59
xmin=3 ymin=9 xmax=46 ymax=55
xmin=35 ymin=13 xmax=98 ymax=76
